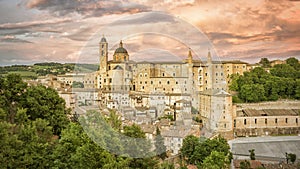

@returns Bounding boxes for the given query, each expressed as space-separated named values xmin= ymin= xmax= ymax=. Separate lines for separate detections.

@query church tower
xmin=99 ymin=35 xmax=108 ymax=73
xmin=187 ymin=48 xmax=193 ymax=64
xmin=207 ymin=49 xmax=213 ymax=89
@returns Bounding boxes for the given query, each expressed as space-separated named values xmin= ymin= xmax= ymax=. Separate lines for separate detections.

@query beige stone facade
xmin=233 ymin=102 xmax=300 ymax=137
xmin=94 ymin=36 xmax=242 ymax=136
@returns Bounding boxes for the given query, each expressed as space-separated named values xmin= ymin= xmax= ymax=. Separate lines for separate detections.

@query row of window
xmin=238 ymin=118 xmax=298 ymax=126
xmin=138 ymin=80 xmax=186 ymax=85
xmin=147 ymin=87 xmax=187 ymax=92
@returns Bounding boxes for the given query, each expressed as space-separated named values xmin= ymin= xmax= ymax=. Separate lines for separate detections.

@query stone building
xmin=161 ymin=126 xmax=190 ymax=155
xmin=93 ymin=36 xmax=246 ymax=136
xmin=198 ymin=89 xmax=234 ymax=139
xmin=233 ymin=101 xmax=300 ymax=137
xmin=270 ymin=59 xmax=286 ymax=67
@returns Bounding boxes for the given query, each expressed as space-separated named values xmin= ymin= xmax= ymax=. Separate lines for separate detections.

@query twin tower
xmin=99 ymin=36 xmax=130 ymax=73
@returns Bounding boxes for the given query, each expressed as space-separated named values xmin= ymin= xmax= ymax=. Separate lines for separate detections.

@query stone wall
xmin=234 ymin=127 xmax=300 ymax=137
xmin=235 ymin=100 xmax=300 ymax=110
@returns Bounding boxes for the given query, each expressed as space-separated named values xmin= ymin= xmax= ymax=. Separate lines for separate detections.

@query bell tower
xmin=99 ymin=35 xmax=108 ymax=73
xmin=187 ymin=48 xmax=193 ymax=64
xmin=207 ymin=49 xmax=213 ymax=89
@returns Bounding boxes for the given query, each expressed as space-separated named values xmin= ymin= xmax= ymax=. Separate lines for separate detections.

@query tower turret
xmin=207 ymin=49 xmax=213 ymax=89
xmin=99 ymin=35 xmax=108 ymax=73
xmin=187 ymin=48 xmax=193 ymax=64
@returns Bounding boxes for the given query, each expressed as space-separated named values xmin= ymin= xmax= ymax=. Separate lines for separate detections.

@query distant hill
xmin=0 ymin=62 xmax=99 ymax=79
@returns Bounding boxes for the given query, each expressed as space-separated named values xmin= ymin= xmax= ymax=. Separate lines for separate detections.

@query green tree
xmin=271 ymin=64 xmax=297 ymax=78
xmin=259 ymin=58 xmax=271 ymax=68
xmin=123 ymin=124 xmax=158 ymax=169
xmin=155 ymin=127 xmax=167 ymax=159
xmin=180 ymin=135 xmax=202 ymax=164
xmin=53 ymin=122 xmax=130 ymax=169
xmin=229 ymin=74 xmax=240 ymax=91
xmin=295 ymin=79 xmax=300 ymax=99
xmin=249 ymin=149 xmax=255 ymax=160
xmin=286 ymin=57 xmax=300 ymax=70
xmin=240 ymin=160 xmax=251 ymax=169
xmin=0 ymin=74 xmax=27 ymax=124
xmin=181 ymin=136 xmax=232 ymax=165
xmin=0 ymin=118 xmax=56 ymax=168
xmin=21 ymin=85 xmax=70 ymax=135
xmin=239 ymin=84 xmax=266 ymax=102
xmin=201 ymin=151 xmax=230 ymax=169
xmin=158 ymin=162 xmax=175 ymax=169
xmin=287 ymin=153 xmax=297 ymax=164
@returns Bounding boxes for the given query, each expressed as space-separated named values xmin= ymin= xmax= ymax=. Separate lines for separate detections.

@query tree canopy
xmin=229 ymin=58 xmax=300 ymax=102
xmin=180 ymin=135 xmax=232 ymax=168
xmin=0 ymin=74 xmax=160 ymax=169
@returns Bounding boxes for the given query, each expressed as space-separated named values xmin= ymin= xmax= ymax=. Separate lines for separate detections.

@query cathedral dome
xmin=114 ymin=40 xmax=128 ymax=54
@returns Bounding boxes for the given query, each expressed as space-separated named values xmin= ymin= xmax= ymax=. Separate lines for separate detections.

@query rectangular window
xmin=286 ymin=118 xmax=288 ymax=123
xmin=255 ymin=119 xmax=257 ymax=124
xmin=265 ymin=119 xmax=267 ymax=124
xmin=244 ymin=119 xmax=247 ymax=125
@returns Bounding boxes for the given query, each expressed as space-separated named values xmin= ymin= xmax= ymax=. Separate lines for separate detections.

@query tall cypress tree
xmin=155 ymin=127 xmax=167 ymax=159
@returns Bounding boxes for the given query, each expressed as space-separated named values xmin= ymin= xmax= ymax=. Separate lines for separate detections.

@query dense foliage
xmin=0 ymin=74 xmax=238 ymax=169
xmin=180 ymin=135 xmax=232 ymax=169
xmin=0 ymin=74 xmax=165 ymax=168
xmin=155 ymin=127 xmax=167 ymax=159
xmin=230 ymin=57 xmax=300 ymax=103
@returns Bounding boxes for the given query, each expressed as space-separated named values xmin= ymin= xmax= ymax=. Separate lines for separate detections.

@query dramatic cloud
xmin=163 ymin=0 xmax=300 ymax=59
xmin=0 ymin=0 xmax=300 ymax=65
xmin=22 ymin=0 xmax=150 ymax=17
xmin=0 ymin=18 xmax=72 ymax=30
xmin=0 ymin=35 xmax=33 ymax=43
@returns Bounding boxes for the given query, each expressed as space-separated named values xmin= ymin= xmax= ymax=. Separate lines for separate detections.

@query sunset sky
xmin=0 ymin=0 xmax=300 ymax=65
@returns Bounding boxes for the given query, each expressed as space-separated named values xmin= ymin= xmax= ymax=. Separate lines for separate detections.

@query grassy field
xmin=1 ymin=71 xmax=38 ymax=79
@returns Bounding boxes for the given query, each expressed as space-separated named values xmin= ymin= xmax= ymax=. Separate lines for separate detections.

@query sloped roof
xmin=242 ymin=109 xmax=299 ymax=117
xmin=199 ymin=89 xmax=230 ymax=96
xmin=113 ymin=65 xmax=123 ymax=70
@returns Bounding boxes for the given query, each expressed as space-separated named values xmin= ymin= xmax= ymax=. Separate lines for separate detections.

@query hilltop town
xmin=2 ymin=36 xmax=300 ymax=168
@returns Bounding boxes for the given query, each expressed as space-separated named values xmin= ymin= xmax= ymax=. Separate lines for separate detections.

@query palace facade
xmin=94 ymin=36 xmax=249 ymax=136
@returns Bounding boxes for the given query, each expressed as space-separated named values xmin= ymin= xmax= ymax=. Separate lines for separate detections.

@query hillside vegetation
xmin=230 ymin=57 xmax=300 ymax=103
xmin=0 ymin=62 xmax=99 ymax=79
